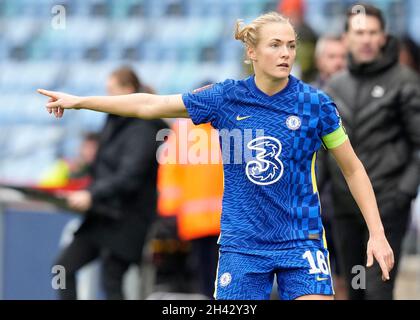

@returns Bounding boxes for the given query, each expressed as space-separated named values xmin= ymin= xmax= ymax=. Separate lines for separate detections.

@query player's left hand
xmin=366 ymin=233 xmax=394 ymax=281
xmin=66 ymin=190 xmax=92 ymax=212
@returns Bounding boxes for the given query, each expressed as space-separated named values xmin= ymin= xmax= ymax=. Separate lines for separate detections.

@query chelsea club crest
xmin=286 ymin=115 xmax=301 ymax=130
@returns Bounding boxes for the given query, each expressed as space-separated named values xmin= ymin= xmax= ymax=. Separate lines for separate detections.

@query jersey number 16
xmin=302 ymin=250 xmax=330 ymax=275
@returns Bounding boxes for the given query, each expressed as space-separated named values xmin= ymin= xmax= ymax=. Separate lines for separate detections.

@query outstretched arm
xmin=37 ymin=89 xmax=189 ymax=119
xmin=329 ymin=139 xmax=394 ymax=281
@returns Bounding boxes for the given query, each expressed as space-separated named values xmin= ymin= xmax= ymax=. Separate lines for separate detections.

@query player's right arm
xmin=37 ymin=89 xmax=189 ymax=119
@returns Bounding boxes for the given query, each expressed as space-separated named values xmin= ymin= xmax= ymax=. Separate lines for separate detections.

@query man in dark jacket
xmin=54 ymin=67 xmax=167 ymax=299
xmin=323 ymin=4 xmax=420 ymax=300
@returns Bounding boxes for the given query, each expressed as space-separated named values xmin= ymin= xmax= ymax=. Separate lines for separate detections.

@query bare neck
xmin=254 ymin=72 xmax=289 ymax=96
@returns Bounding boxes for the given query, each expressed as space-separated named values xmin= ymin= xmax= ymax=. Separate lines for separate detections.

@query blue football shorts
xmin=214 ymin=244 xmax=334 ymax=300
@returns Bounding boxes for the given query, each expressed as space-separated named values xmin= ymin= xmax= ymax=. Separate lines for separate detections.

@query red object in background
xmin=278 ymin=0 xmax=305 ymax=16
xmin=35 ymin=176 xmax=92 ymax=197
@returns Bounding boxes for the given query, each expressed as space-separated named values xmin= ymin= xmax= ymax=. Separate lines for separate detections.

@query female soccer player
xmin=38 ymin=12 xmax=393 ymax=300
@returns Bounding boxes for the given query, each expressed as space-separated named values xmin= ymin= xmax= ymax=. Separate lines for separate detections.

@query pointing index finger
xmin=37 ymin=89 xmax=57 ymax=99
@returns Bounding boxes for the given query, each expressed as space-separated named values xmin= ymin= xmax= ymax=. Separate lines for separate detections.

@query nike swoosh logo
xmin=316 ymin=276 xmax=330 ymax=281
xmin=236 ymin=115 xmax=251 ymax=121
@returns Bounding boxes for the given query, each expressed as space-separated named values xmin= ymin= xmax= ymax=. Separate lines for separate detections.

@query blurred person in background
xmin=399 ymin=36 xmax=420 ymax=74
xmin=323 ymin=4 xmax=420 ymax=300
xmin=39 ymin=132 xmax=99 ymax=190
xmin=398 ymin=35 xmax=420 ymax=256
xmin=313 ymin=36 xmax=347 ymax=89
xmin=312 ymin=35 xmax=348 ymax=300
xmin=278 ymin=0 xmax=318 ymax=82
xmin=54 ymin=67 xmax=167 ymax=300
xmin=157 ymin=116 xmax=223 ymax=299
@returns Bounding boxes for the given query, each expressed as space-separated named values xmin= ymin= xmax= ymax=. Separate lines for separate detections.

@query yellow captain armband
xmin=321 ymin=126 xmax=348 ymax=149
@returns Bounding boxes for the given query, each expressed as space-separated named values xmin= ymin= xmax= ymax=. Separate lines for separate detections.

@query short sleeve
xmin=319 ymin=93 xmax=348 ymax=149
xmin=182 ymin=82 xmax=225 ymax=126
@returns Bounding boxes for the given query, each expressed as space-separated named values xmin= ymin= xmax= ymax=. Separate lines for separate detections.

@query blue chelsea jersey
xmin=182 ymin=75 xmax=347 ymax=251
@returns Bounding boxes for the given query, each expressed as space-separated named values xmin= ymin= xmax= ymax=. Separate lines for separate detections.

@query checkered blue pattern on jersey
xmin=182 ymin=75 xmax=342 ymax=251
